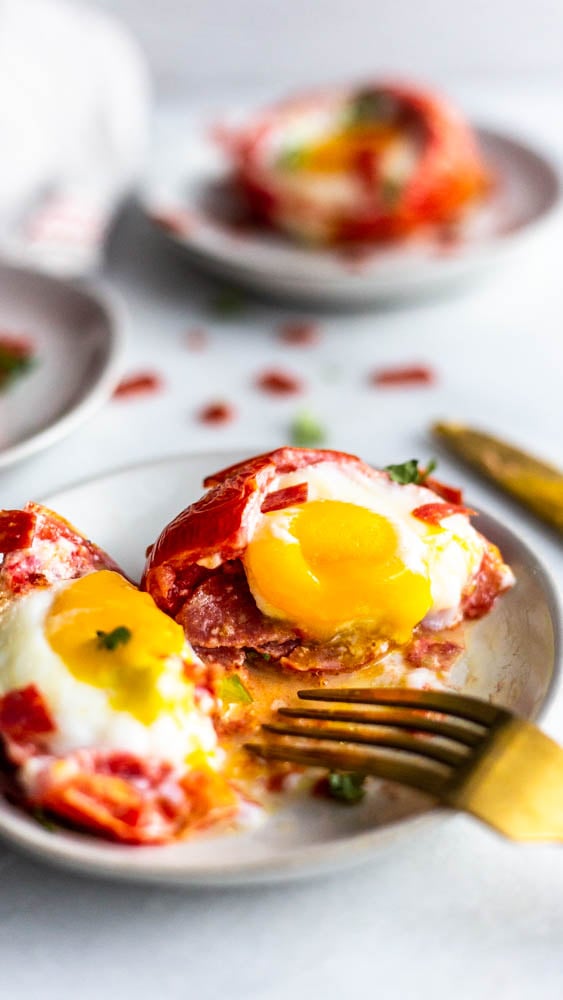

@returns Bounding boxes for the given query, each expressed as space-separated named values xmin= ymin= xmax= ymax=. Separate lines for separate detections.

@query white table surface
xmin=2 ymin=85 xmax=563 ymax=999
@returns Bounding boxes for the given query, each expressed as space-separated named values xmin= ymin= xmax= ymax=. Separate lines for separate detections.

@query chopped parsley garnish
xmin=211 ymin=287 xmax=247 ymax=317
xmin=380 ymin=177 xmax=404 ymax=208
xmin=346 ymin=88 xmax=393 ymax=127
xmin=32 ymin=807 xmax=58 ymax=832
xmin=0 ymin=338 xmax=35 ymax=391
xmin=96 ymin=626 xmax=132 ymax=651
xmin=327 ymin=771 xmax=366 ymax=804
xmin=218 ymin=673 xmax=253 ymax=704
xmin=385 ymin=458 xmax=437 ymax=485
xmin=277 ymin=146 xmax=307 ymax=170
xmin=245 ymin=650 xmax=271 ymax=667
xmin=290 ymin=409 xmax=326 ymax=447
xmin=419 ymin=458 xmax=437 ymax=482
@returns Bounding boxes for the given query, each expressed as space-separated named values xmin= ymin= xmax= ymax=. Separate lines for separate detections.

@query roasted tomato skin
xmin=143 ymin=447 xmax=368 ymax=615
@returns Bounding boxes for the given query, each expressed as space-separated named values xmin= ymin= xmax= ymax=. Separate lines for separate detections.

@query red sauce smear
xmin=197 ymin=401 xmax=236 ymax=425
xmin=186 ymin=328 xmax=208 ymax=351
xmin=255 ymin=369 xmax=303 ymax=395
xmin=113 ymin=372 xmax=163 ymax=400
xmin=412 ymin=502 xmax=476 ymax=524
xmin=261 ymin=482 xmax=308 ymax=513
xmin=371 ymin=365 xmax=436 ymax=387
xmin=278 ymin=322 xmax=321 ymax=347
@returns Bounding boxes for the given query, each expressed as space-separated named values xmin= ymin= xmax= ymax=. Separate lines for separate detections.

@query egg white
xmin=248 ymin=462 xmax=488 ymax=631
xmin=0 ymin=582 xmax=218 ymax=768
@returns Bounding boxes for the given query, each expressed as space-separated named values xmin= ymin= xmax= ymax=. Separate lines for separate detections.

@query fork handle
xmin=448 ymin=719 xmax=563 ymax=842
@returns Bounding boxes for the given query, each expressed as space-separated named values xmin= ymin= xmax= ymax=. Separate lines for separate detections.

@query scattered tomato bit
xmin=0 ymin=684 xmax=55 ymax=740
xmin=435 ymin=224 xmax=463 ymax=250
xmin=112 ymin=372 xmax=164 ymax=400
xmin=424 ymin=476 xmax=464 ymax=505
xmin=255 ymin=369 xmax=303 ymax=395
xmin=0 ymin=334 xmax=36 ymax=390
xmin=412 ymin=502 xmax=476 ymax=524
xmin=371 ymin=365 xmax=436 ymax=387
xmin=278 ymin=321 xmax=321 ymax=346
xmin=197 ymin=401 xmax=236 ymax=425
xmin=208 ymin=121 xmax=241 ymax=154
xmin=406 ymin=633 xmax=464 ymax=671
xmin=462 ymin=547 xmax=508 ymax=619
xmin=149 ymin=208 xmax=195 ymax=237
xmin=185 ymin=328 xmax=208 ymax=350
xmin=338 ymin=244 xmax=379 ymax=272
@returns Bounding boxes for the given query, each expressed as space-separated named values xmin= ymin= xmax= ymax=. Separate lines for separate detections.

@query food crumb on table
xmin=370 ymin=364 xmax=436 ymax=386
xmin=197 ymin=401 xmax=237 ymax=424
xmin=255 ymin=368 xmax=304 ymax=395
xmin=112 ymin=372 xmax=164 ymax=399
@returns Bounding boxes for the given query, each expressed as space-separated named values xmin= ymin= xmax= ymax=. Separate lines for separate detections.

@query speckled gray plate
xmin=0 ymin=452 xmax=559 ymax=885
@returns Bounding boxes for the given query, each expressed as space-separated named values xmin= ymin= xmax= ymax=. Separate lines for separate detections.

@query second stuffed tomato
xmin=143 ymin=448 xmax=512 ymax=675
xmin=227 ymin=82 xmax=491 ymax=245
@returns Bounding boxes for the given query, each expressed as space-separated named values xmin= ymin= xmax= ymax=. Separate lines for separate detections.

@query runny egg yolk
xmin=46 ymin=570 xmax=189 ymax=726
xmin=244 ymin=500 xmax=432 ymax=643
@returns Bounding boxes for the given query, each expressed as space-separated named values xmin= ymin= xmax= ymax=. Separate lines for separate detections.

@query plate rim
xmin=140 ymin=121 xmax=562 ymax=298
xmin=0 ymin=449 xmax=559 ymax=886
xmin=0 ymin=263 xmax=126 ymax=469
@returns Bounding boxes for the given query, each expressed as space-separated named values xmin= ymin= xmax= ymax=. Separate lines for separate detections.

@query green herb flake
xmin=0 ymin=342 xmax=35 ymax=391
xmin=32 ymin=807 xmax=58 ymax=833
xmin=277 ymin=147 xmax=306 ymax=171
xmin=418 ymin=458 xmax=437 ymax=482
xmin=346 ymin=88 xmax=391 ymax=127
xmin=380 ymin=177 xmax=403 ymax=208
xmin=96 ymin=626 xmax=132 ymax=651
xmin=385 ymin=459 xmax=421 ymax=485
xmin=327 ymin=771 xmax=366 ymax=804
xmin=219 ymin=673 xmax=253 ymax=705
xmin=290 ymin=409 xmax=326 ymax=447
xmin=210 ymin=287 xmax=247 ymax=317
xmin=385 ymin=458 xmax=438 ymax=486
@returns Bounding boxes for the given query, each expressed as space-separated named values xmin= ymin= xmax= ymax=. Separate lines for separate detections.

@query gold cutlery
xmin=432 ymin=421 xmax=563 ymax=534
xmin=247 ymin=687 xmax=563 ymax=841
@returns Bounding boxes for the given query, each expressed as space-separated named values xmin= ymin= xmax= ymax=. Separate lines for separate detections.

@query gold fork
xmin=245 ymin=688 xmax=563 ymax=841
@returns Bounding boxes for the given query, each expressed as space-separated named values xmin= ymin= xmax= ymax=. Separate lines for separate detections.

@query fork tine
xmin=298 ymin=687 xmax=503 ymax=726
xmin=244 ymin=741 xmax=449 ymax=797
xmin=278 ymin=705 xmax=484 ymax=747
xmin=262 ymin=720 xmax=468 ymax=767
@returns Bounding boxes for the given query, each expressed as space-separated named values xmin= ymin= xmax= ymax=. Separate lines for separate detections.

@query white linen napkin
xmin=0 ymin=0 xmax=149 ymax=275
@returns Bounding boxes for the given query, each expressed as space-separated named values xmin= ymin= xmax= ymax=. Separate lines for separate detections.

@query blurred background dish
xmin=142 ymin=106 xmax=560 ymax=304
xmin=0 ymin=264 xmax=124 ymax=468
xmin=224 ymin=82 xmax=491 ymax=245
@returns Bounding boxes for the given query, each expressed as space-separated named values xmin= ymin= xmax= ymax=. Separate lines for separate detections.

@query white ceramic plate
xmin=0 ymin=264 xmax=124 ymax=468
xmin=0 ymin=451 xmax=559 ymax=886
xmin=142 ymin=115 xmax=561 ymax=305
